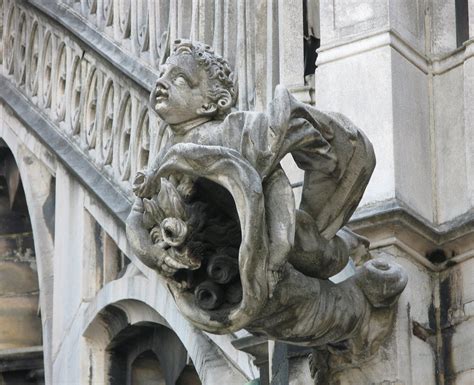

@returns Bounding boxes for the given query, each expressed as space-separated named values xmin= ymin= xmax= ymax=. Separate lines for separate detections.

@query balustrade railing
xmin=58 ymin=0 xmax=293 ymax=111
xmin=2 ymin=0 xmax=306 ymax=197
xmin=3 ymin=0 xmax=168 ymax=196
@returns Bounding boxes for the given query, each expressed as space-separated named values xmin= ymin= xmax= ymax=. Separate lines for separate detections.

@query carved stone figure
xmin=126 ymin=40 xmax=407 ymax=382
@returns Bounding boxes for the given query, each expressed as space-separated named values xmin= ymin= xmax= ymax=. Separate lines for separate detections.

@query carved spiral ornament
xmin=99 ymin=79 xmax=115 ymax=165
xmin=26 ymin=20 xmax=40 ymax=97
xmin=41 ymin=31 xmax=53 ymax=108
xmin=117 ymin=93 xmax=132 ymax=180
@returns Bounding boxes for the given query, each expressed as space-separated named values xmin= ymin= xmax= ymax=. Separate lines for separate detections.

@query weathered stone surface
xmin=1 ymin=1 xmax=473 ymax=384
xmin=126 ymin=40 xmax=408 ymax=384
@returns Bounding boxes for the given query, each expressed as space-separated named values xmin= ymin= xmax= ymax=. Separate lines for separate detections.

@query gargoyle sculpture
xmin=126 ymin=40 xmax=407 ymax=381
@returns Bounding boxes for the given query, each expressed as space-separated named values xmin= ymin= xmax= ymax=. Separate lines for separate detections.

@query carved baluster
xmin=148 ymin=113 xmax=170 ymax=171
xmin=41 ymin=31 xmax=53 ymax=109
xmin=15 ymin=11 xmax=27 ymax=86
xmin=236 ymin=0 xmax=248 ymax=110
xmin=81 ymin=0 xmax=97 ymax=19
xmin=136 ymin=0 xmax=149 ymax=54
xmin=190 ymin=0 xmax=199 ymax=41
xmin=198 ymin=0 xmax=214 ymax=45
xmin=89 ymin=0 xmax=98 ymax=17
xmin=83 ymin=65 xmax=99 ymax=149
xmin=168 ymin=0 xmax=178 ymax=45
xmin=133 ymin=107 xmax=151 ymax=176
xmin=68 ymin=55 xmax=83 ymax=135
xmin=27 ymin=20 xmax=40 ymax=98
xmin=212 ymin=0 xmax=224 ymax=55
xmin=151 ymin=0 xmax=170 ymax=66
xmin=102 ymin=0 xmax=113 ymax=27
xmin=118 ymin=0 xmax=131 ymax=39
xmin=117 ymin=92 xmax=132 ymax=181
xmin=245 ymin=0 xmax=255 ymax=110
xmin=253 ymin=0 xmax=279 ymax=111
xmin=99 ymin=78 xmax=115 ymax=165
xmin=176 ymin=0 xmax=192 ymax=39
xmin=55 ymin=43 xmax=67 ymax=122
xmin=4 ymin=2 xmax=16 ymax=75
xmin=223 ymin=0 xmax=237 ymax=69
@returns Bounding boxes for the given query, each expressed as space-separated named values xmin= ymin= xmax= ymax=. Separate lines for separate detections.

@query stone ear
xmin=197 ymin=103 xmax=218 ymax=116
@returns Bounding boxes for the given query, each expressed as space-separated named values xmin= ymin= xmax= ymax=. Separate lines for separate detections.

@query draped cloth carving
xmin=126 ymin=40 xmax=407 ymax=380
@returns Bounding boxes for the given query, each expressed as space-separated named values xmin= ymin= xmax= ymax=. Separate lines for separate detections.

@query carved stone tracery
xmin=117 ymin=93 xmax=132 ymax=181
xmin=26 ymin=20 xmax=40 ymax=97
xmin=41 ymin=31 xmax=53 ymax=108
xmin=55 ymin=43 xmax=67 ymax=122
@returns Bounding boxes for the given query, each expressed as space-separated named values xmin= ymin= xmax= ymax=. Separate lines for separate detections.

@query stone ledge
xmin=0 ymin=77 xmax=131 ymax=225
xmin=350 ymin=199 xmax=474 ymax=271
xmin=0 ymin=345 xmax=43 ymax=372
xmin=318 ymin=28 xmax=472 ymax=76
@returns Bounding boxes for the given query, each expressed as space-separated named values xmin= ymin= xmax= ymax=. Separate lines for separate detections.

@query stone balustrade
xmin=57 ymin=0 xmax=289 ymax=111
xmin=3 ymin=0 xmax=167 ymax=196
xmin=2 ymin=0 xmax=305 ymax=198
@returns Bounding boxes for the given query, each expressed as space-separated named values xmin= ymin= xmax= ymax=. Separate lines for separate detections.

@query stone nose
xmin=149 ymin=78 xmax=169 ymax=107
xmin=155 ymin=77 xmax=170 ymax=91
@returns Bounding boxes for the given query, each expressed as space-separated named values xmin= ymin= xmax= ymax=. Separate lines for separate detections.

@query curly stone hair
xmin=170 ymin=39 xmax=237 ymax=117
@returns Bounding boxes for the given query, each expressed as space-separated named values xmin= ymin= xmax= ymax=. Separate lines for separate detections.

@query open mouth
xmin=155 ymin=88 xmax=169 ymax=103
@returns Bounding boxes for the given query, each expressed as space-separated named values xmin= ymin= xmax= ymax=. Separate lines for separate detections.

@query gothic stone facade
xmin=0 ymin=1 xmax=473 ymax=384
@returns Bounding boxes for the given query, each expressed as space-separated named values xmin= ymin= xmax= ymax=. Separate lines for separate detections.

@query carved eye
xmin=173 ymin=75 xmax=188 ymax=86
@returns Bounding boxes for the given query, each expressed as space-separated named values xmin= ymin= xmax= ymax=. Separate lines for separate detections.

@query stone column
xmin=315 ymin=1 xmax=437 ymax=384
xmin=277 ymin=0 xmax=312 ymax=104
xmin=446 ymin=4 xmax=474 ymax=383
xmin=317 ymin=0 xmax=434 ymax=222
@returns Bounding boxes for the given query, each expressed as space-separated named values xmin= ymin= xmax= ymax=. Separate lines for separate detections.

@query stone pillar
xmin=437 ymin=257 xmax=474 ymax=384
xmin=315 ymin=1 xmax=439 ymax=384
xmin=470 ymin=0 xmax=474 ymax=38
xmin=446 ymin=4 xmax=474 ymax=384
xmin=317 ymin=0 xmax=434 ymax=222
xmin=315 ymin=1 xmax=474 ymax=384
xmin=277 ymin=0 xmax=312 ymax=104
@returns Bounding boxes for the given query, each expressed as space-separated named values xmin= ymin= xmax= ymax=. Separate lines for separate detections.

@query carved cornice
xmin=350 ymin=199 xmax=474 ymax=271
xmin=318 ymin=28 xmax=473 ymax=76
